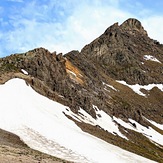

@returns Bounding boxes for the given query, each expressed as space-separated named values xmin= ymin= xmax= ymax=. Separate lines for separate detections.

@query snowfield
xmin=117 ymin=80 xmax=163 ymax=97
xmin=0 ymin=78 xmax=157 ymax=163
xmin=146 ymin=118 xmax=163 ymax=130
xmin=113 ymin=117 xmax=163 ymax=146
xmin=143 ymin=55 xmax=161 ymax=63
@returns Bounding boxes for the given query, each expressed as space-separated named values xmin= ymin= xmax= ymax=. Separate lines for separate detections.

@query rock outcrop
xmin=120 ymin=18 xmax=148 ymax=36
xmin=80 ymin=18 xmax=163 ymax=85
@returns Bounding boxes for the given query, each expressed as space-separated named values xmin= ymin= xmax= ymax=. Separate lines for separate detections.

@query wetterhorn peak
xmin=120 ymin=18 xmax=147 ymax=35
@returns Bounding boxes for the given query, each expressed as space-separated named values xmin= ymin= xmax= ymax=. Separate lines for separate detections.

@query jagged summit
xmin=80 ymin=18 xmax=162 ymax=85
xmin=103 ymin=18 xmax=147 ymax=36
xmin=120 ymin=18 xmax=147 ymax=35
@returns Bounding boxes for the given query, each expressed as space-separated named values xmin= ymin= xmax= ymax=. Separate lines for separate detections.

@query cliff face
xmin=65 ymin=18 xmax=163 ymax=123
xmin=0 ymin=18 xmax=163 ymax=162
xmin=80 ymin=18 xmax=163 ymax=85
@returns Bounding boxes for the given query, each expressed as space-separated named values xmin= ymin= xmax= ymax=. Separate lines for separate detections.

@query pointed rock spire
xmin=120 ymin=18 xmax=147 ymax=35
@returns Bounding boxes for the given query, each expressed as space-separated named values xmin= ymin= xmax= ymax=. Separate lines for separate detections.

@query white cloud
xmin=64 ymin=3 xmax=133 ymax=52
xmin=0 ymin=6 xmax=3 ymax=13
xmin=7 ymin=0 xmax=24 ymax=2
xmin=0 ymin=0 xmax=132 ymax=56
xmin=142 ymin=16 xmax=163 ymax=43
xmin=0 ymin=0 xmax=163 ymax=57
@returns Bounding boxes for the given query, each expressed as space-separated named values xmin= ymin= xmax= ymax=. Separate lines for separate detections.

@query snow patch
xmin=129 ymin=119 xmax=163 ymax=145
xmin=21 ymin=69 xmax=28 ymax=75
xmin=67 ymin=69 xmax=77 ymax=77
xmin=145 ymin=118 xmax=163 ymax=131
xmin=93 ymin=105 xmax=127 ymax=139
xmin=144 ymin=55 xmax=161 ymax=63
xmin=113 ymin=117 xmax=163 ymax=146
xmin=67 ymin=105 xmax=127 ymax=139
xmin=117 ymin=80 xmax=163 ymax=96
xmin=103 ymin=82 xmax=118 ymax=91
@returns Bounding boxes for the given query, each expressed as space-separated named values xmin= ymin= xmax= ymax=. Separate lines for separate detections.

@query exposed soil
xmin=0 ymin=129 xmax=69 ymax=163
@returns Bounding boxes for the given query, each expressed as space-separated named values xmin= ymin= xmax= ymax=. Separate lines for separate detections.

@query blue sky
xmin=0 ymin=0 xmax=163 ymax=57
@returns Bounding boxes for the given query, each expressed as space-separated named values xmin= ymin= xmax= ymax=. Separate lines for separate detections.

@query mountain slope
xmin=0 ymin=129 xmax=67 ymax=163
xmin=0 ymin=78 xmax=157 ymax=163
xmin=0 ymin=18 xmax=163 ymax=162
xmin=80 ymin=18 xmax=163 ymax=85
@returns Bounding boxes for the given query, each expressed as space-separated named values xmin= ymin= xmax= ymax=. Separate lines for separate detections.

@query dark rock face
xmin=120 ymin=18 xmax=148 ymax=36
xmin=80 ymin=18 xmax=163 ymax=85
xmin=19 ymin=48 xmax=67 ymax=91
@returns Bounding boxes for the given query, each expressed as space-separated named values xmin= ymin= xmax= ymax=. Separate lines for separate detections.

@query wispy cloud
xmin=0 ymin=0 xmax=163 ymax=57
xmin=7 ymin=0 xmax=24 ymax=2
xmin=142 ymin=16 xmax=163 ymax=42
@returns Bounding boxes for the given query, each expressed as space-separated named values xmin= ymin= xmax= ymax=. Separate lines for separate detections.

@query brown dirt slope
xmin=0 ymin=129 xmax=69 ymax=163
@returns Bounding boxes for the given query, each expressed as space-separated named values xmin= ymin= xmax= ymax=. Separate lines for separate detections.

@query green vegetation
xmin=0 ymin=54 xmax=23 ymax=73
xmin=0 ymin=62 xmax=18 ymax=72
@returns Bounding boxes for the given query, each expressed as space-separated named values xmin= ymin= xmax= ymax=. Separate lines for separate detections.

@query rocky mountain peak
xmin=80 ymin=18 xmax=163 ymax=85
xmin=104 ymin=22 xmax=119 ymax=31
xmin=120 ymin=18 xmax=148 ymax=35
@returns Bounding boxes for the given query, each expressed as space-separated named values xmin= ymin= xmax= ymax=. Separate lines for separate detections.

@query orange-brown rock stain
xmin=65 ymin=59 xmax=84 ymax=85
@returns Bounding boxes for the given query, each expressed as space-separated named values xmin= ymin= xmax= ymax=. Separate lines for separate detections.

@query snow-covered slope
xmin=117 ymin=80 xmax=163 ymax=97
xmin=0 ymin=78 xmax=156 ymax=163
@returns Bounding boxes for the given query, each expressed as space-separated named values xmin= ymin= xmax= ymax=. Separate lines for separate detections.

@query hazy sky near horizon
xmin=0 ymin=0 xmax=163 ymax=57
